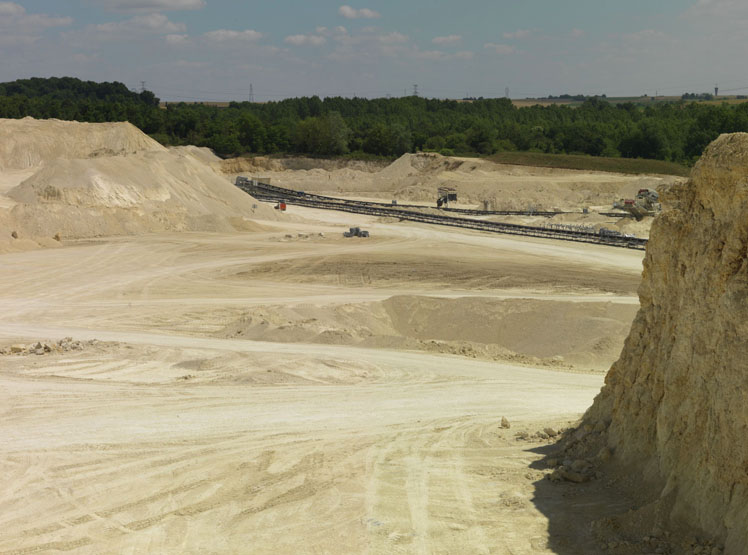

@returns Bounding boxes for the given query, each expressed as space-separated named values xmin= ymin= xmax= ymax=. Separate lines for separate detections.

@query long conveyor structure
xmin=235 ymin=177 xmax=647 ymax=251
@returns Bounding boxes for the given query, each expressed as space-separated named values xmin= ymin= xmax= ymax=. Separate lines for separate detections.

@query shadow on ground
xmin=526 ymin=443 xmax=635 ymax=554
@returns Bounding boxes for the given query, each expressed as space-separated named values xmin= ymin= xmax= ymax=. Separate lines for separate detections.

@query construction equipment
xmin=437 ymin=187 xmax=457 ymax=208
xmin=613 ymin=189 xmax=661 ymax=220
xmin=343 ymin=226 xmax=369 ymax=238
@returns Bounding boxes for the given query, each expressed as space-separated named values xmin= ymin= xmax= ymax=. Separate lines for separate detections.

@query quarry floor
xmin=0 ymin=206 xmax=647 ymax=554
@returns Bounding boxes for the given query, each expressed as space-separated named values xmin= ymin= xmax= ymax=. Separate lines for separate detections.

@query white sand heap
xmin=0 ymin=117 xmax=165 ymax=170
xmin=578 ymin=133 xmax=748 ymax=552
xmin=0 ymin=118 xmax=275 ymax=247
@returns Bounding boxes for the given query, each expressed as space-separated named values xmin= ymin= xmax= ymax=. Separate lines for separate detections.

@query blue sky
xmin=1 ymin=1 xmax=746 ymax=101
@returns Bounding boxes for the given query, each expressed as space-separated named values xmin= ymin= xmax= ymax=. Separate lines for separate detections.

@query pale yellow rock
xmin=584 ymin=133 xmax=748 ymax=554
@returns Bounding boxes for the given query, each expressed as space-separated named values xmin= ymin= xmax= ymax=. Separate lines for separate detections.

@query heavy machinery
xmin=343 ymin=226 xmax=369 ymax=238
xmin=437 ymin=187 xmax=457 ymax=208
xmin=613 ymin=188 xmax=661 ymax=220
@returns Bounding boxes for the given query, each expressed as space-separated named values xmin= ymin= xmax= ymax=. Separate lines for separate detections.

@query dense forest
xmin=2 ymin=76 xmax=747 ymax=163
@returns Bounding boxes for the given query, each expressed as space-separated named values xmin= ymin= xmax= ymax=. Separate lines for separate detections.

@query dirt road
xmin=0 ymin=209 xmax=644 ymax=554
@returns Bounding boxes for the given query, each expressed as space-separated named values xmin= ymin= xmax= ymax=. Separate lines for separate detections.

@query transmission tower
xmin=413 ymin=84 xmax=419 ymax=97
xmin=140 ymin=81 xmax=146 ymax=93
xmin=505 ymin=87 xmax=509 ymax=98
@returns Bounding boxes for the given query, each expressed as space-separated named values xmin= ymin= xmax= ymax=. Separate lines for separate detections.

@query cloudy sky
xmin=1 ymin=0 xmax=746 ymax=101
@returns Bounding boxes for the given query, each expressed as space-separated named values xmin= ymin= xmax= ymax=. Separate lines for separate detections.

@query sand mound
xmin=222 ymin=152 xmax=682 ymax=212
xmin=0 ymin=118 xmax=275 ymax=243
xmin=0 ymin=117 xmax=165 ymax=171
xmin=218 ymin=295 xmax=637 ymax=370
xmin=576 ymin=133 xmax=748 ymax=552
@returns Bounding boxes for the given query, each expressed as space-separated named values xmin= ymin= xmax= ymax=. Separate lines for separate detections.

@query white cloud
xmin=484 ymin=42 xmax=516 ymax=55
xmin=413 ymin=49 xmax=474 ymax=62
xmin=502 ymin=29 xmax=530 ymax=40
xmin=453 ymin=50 xmax=474 ymax=60
xmin=0 ymin=3 xmax=72 ymax=27
xmin=285 ymin=34 xmax=326 ymax=46
xmin=165 ymin=33 xmax=189 ymax=44
xmin=0 ymin=2 xmax=72 ymax=45
xmin=317 ymin=25 xmax=348 ymax=38
xmin=203 ymin=29 xmax=263 ymax=42
xmin=97 ymin=0 xmax=206 ymax=11
xmin=94 ymin=13 xmax=185 ymax=34
xmin=0 ymin=2 xmax=24 ymax=16
xmin=379 ymin=31 xmax=407 ymax=43
xmin=432 ymin=34 xmax=461 ymax=45
xmin=339 ymin=5 xmax=380 ymax=19
xmin=570 ymin=28 xmax=584 ymax=38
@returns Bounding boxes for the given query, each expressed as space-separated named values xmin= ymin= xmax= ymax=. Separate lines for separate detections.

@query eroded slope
xmin=582 ymin=133 xmax=748 ymax=552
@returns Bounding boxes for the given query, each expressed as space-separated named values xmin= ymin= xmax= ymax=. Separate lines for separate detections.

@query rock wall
xmin=584 ymin=133 xmax=748 ymax=552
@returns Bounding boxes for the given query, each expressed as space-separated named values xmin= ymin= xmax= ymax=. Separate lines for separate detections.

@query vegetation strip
xmin=0 ymin=77 xmax=743 ymax=167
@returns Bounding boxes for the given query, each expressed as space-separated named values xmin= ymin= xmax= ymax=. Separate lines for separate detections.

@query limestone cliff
xmin=584 ymin=133 xmax=748 ymax=553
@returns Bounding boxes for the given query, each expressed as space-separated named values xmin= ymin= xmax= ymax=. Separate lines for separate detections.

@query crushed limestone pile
xmin=0 ymin=118 xmax=275 ymax=245
xmin=0 ymin=117 xmax=165 ymax=170
xmin=580 ymin=133 xmax=748 ymax=552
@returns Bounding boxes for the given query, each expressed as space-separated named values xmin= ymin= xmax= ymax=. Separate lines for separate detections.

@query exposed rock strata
xmin=583 ymin=133 xmax=748 ymax=552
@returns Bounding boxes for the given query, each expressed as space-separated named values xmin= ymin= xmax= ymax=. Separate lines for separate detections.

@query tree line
xmin=2 ymin=77 xmax=747 ymax=163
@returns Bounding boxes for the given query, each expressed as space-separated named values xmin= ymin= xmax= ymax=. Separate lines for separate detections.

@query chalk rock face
xmin=585 ymin=133 xmax=748 ymax=552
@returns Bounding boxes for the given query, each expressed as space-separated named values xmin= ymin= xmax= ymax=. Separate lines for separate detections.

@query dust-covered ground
xmin=0 ymin=197 xmax=658 ymax=554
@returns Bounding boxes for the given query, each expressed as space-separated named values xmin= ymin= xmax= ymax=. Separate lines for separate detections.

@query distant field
xmin=487 ymin=151 xmax=691 ymax=177
xmin=160 ymin=101 xmax=232 ymax=108
xmin=512 ymin=95 xmax=748 ymax=108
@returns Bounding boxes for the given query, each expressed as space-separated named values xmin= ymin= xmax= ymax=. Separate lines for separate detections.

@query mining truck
xmin=343 ymin=227 xmax=369 ymax=238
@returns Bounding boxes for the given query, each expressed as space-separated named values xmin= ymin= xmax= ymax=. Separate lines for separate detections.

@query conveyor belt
xmin=236 ymin=179 xmax=647 ymax=251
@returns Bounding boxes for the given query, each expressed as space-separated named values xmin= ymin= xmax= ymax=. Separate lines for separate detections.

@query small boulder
xmin=597 ymin=446 xmax=613 ymax=463
xmin=500 ymin=416 xmax=511 ymax=429
xmin=556 ymin=467 xmax=591 ymax=483
xmin=571 ymin=459 xmax=593 ymax=473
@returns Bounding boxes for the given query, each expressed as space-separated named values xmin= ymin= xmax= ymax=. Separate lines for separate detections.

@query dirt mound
xmin=220 ymin=155 xmax=387 ymax=176
xmin=0 ymin=117 xmax=165 ymax=170
xmin=0 ymin=118 xmax=275 ymax=243
xmin=217 ymin=295 xmax=637 ymax=370
xmin=221 ymin=151 xmax=682 ymax=215
xmin=234 ymin=252 xmax=641 ymax=295
xmin=577 ymin=133 xmax=748 ymax=552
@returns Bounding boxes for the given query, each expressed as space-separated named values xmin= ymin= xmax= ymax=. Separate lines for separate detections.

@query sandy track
xmin=0 ymin=215 xmax=642 ymax=553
